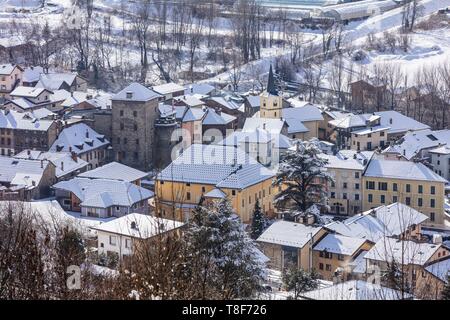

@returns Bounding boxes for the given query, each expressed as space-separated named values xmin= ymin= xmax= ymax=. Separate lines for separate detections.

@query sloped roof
xmin=23 ymin=66 xmax=44 ymax=83
xmin=425 ymin=258 xmax=450 ymax=283
xmin=283 ymin=105 xmax=324 ymax=125
xmin=53 ymin=178 xmax=154 ymax=208
xmin=50 ymin=123 xmax=109 ymax=155
xmin=36 ymin=73 xmax=78 ymax=91
xmin=364 ymin=237 xmax=442 ymax=266
xmin=243 ymin=118 xmax=287 ymax=134
xmin=0 ymin=63 xmax=17 ymax=75
xmin=364 ymin=159 xmax=448 ymax=183
xmin=152 ymin=82 xmax=184 ymax=95
xmin=112 ymin=83 xmax=161 ymax=102
xmin=202 ymin=108 xmax=236 ymax=125
xmin=204 ymin=188 xmax=227 ymax=199
xmin=246 ymin=95 xmax=260 ymax=108
xmin=90 ymin=213 xmax=184 ymax=239
xmin=301 ymin=280 xmax=412 ymax=300
xmin=157 ymin=144 xmax=274 ymax=189
xmin=78 ymin=162 xmax=147 ymax=182
xmin=313 ymin=234 xmax=367 ymax=256
xmin=0 ymin=156 xmax=50 ymax=187
xmin=10 ymin=86 xmax=51 ymax=98
xmin=0 ymin=109 xmax=54 ymax=131
xmin=14 ymin=150 xmax=88 ymax=179
xmin=221 ymin=130 xmax=292 ymax=149
xmin=209 ymin=96 xmax=242 ymax=111
xmin=321 ymin=150 xmax=373 ymax=171
xmin=375 ymin=111 xmax=430 ymax=135
xmin=184 ymin=83 xmax=215 ymax=96
xmin=325 ymin=203 xmax=428 ymax=243
xmin=257 ymin=220 xmax=322 ymax=248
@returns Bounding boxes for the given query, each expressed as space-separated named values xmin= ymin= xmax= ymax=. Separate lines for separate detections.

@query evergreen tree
xmin=282 ymin=266 xmax=319 ymax=299
xmin=274 ymin=139 xmax=333 ymax=218
xmin=251 ymin=199 xmax=266 ymax=239
xmin=183 ymin=198 xmax=265 ymax=299
xmin=441 ymin=276 xmax=450 ymax=300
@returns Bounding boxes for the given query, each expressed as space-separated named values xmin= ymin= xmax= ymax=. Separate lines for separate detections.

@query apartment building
xmin=362 ymin=159 xmax=448 ymax=226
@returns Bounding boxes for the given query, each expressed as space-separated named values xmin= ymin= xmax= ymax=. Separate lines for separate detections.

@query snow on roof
xmin=321 ymin=150 xmax=373 ymax=171
xmin=364 ymin=237 xmax=442 ymax=266
xmin=257 ymin=220 xmax=322 ymax=248
xmin=24 ymin=108 xmax=55 ymax=120
xmin=0 ymin=63 xmax=18 ymax=75
xmin=209 ymin=96 xmax=242 ymax=111
xmin=152 ymin=82 xmax=185 ymax=95
xmin=220 ymin=130 xmax=292 ymax=149
xmin=174 ymin=94 xmax=205 ymax=107
xmin=364 ymin=159 xmax=448 ymax=183
xmin=53 ymin=178 xmax=154 ymax=209
xmin=50 ymin=123 xmax=109 ymax=155
xmin=313 ymin=234 xmax=367 ymax=256
xmin=36 ymin=73 xmax=79 ymax=91
xmin=204 ymin=188 xmax=227 ymax=199
xmin=246 ymin=95 xmax=261 ymax=108
xmin=202 ymin=108 xmax=236 ymax=125
xmin=429 ymin=145 xmax=450 ymax=155
xmin=50 ymin=89 xmax=72 ymax=103
xmin=287 ymin=98 xmax=312 ymax=108
xmin=425 ymin=258 xmax=450 ymax=283
xmin=243 ymin=118 xmax=287 ymax=134
xmin=184 ymin=83 xmax=215 ymax=96
xmin=158 ymin=104 xmax=186 ymax=120
xmin=10 ymin=86 xmax=51 ymax=98
xmin=383 ymin=129 xmax=450 ymax=160
xmin=78 ymin=162 xmax=147 ymax=182
xmin=348 ymin=251 xmax=368 ymax=274
xmin=23 ymin=66 xmax=44 ymax=83
xmin=282 ymin=105 xmax=324 ymax=132
xmin=182 ymin=107 xmax=206 ymax=122
xmin=375 ymin=111 xmax=430 ymax=135
xmin=301 ymin=280 xmax=412 ymax=300
xmin=158 ymin=144 xmax=275 ymax=189
xmin=326 ymin=203 xmax=429 ymax=243
xmin=90 ymin=213 xmax=184 ymax=239
xmin=112 ymin=83 xmax=161 ymax=102
xmin=0 ymin=156 xmax=49 ymax=187
xmin=6 ymin=98 xmax=38 ymax=110
xmin=329 ymin=114 xmax=373 ymax=129
xmin=14 ymin=150 xmax=88 ymax=179
xmin=61 ymin=91 xmax=89 ymax=107
xmin=353 ymin=125 xmax=390 ymax=136
xmin=0 ymin=109 xmax=54 ymax=131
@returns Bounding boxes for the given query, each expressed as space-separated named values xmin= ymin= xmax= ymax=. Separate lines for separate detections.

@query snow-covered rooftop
xmin=36 ymin=73 xmax=79 ymax=91
xmin=184 ymin=83 xmax=215 ymax=96
xmin=204 ymin=188 xmax=227 ymax=199
xmin=10 ymin=86 xmax=51 ymax=98
xmin=158 ymin=144 xmax=275 ymax=189
xmin=313 ymin=234 xmax=367 ymax=256
xmin=53 ymin=178 xmax=154 ymax=209
xmin=353 ymin=125 xmax=390 ymax=136
xmin=78 ymin=162 xmax=147 ymax=182
xmin=243 ymin=118 xmax=287 ymax=134
xmin=375 ymin=111 xmax=430 ymax=135
xmin=220 ymin=130 xmax=292 ymax=149
xmin=90 ymin=213 xmax=184 ymax=239
xmin=112 ymin=83 xmax=161 ymax=102
xmin=0 ymin=63 xmax=18 ymax=75
xmin=14 ymin=150 xmax=88 ymax=179
xmin=325 ymin=203 xmax=428 ymax=243
xmin=425 ymin=258 xmax=450 ymax=283
xmin=50 ymin=123 xmax=109 ymax=155
xmin=321 ymin=150 xmax=373 ymax=171
xmin=152 ymin=82 xmax=185 ymax=95
xmin=257 ymin=220 xmax=322 ymax=248
xmin=364 ymin=237 xmax=443 ymax=266
xmin=300 ymin=280 xmax=412 ymax=300
xmin=0 ymin=109 xmax=55 ymax=131
xmin=0 ymin=156 xmax=50 ymax=188
xmin=23 ymin=66 xmax=44 ymax=83
xmin=364 ymin=159 xmax=448 ymax=183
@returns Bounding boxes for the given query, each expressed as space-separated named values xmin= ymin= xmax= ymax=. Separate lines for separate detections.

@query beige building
xmin=257 ymin=220 xmax=327 ymax=271
xmin=350 ymin=126 xmax=389 ymax=151
xmin=155 ymin=144 xmax=276 ymax=223
xmin=362 ymin=159 xmax=448 ymax=226
xmin=0 ymin=64 xmax=23 ymax=99
xmin=322 ymin=150 xmax=374 ymax=215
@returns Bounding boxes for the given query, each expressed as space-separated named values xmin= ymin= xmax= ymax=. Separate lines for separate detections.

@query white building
xmin=91 ymin=213 xmax=184 ymax=260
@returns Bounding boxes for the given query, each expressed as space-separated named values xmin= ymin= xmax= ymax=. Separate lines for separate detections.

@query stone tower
xmin=260 ymin=65 xmax=283 ymax=119
xmin=111 ymin=83 xmax=162 ymax=171
xmin=154 ymin=107 xmax=178 ymax=170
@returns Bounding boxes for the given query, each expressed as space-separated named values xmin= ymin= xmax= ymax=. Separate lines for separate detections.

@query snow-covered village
xmin=0 ymin=0 xmax=449 ymax=304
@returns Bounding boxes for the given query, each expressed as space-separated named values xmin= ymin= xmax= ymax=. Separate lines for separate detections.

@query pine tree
xmin=251 ymin=199 xmax=266 ymax=239
xmin=183 ymin=198 xmax=265 ymax=299
xmin=441 ymin=276 xmax=450 ymax=300
xmin=274 ymin=139 xmax=333 ymax=218
xmin=282 ymin=266 xmax=319 ymax=299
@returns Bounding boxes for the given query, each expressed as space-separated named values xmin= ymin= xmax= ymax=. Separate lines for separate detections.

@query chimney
xmin=217 ymin=108 xmax=222 ymax=115
xmin=27 ymin=149 xmax=31 ymax=156
xmin=190 ymin=85 xmax=193 ymax=93
xmin=61 ymin=161 xmax=64 ymax=171
xmin=85 ymin=129 xmax=89 ymax=138
xmin=263 ymin=123 xmax=266 ymax=130
xmin=71 ymin=151 xmax=78 ymax=162
xmin=40 ymin=160 xmax=44 ymax=168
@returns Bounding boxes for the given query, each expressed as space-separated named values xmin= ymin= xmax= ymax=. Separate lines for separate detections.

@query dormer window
xmin=126 ymin=92 xmax=133 ymax=99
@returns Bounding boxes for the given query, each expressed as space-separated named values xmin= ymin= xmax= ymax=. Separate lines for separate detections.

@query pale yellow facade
xmin=350 ymin=129 xmax=388 ymax=151
xmin=362 ymin=176 xmax=446 ymax=226
xmin=327 ymin=167 xmax=363 ymax=216
xmin=260 ymin=93 xmax=283 ymax=119
xmin=155 ymin=178 xmax=276 ymax=223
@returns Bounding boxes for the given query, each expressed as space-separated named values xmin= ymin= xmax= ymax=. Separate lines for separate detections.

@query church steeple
xmin=267 ymin=65 xmax=278 ymax=96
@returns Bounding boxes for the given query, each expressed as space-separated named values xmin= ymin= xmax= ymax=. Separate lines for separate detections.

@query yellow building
xmin=260 ymin=65 xmax=283 ymax=119
xmin=350 ymin=126 xmax=389 ymax=151
xmin=155 ymin=144 xmax=276 ymax=223
xmin=257 ymin=220 xmax=327 ymax=271
xmin=362 ymin=159 xmax=447 ymax=226
xmin=312 ymin=233 xmax=373 ymax=281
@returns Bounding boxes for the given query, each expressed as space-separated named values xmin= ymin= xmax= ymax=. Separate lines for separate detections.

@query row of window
xmin=119 ymin=110 xmax=138 ymax=118
xmin=367 ymin=193 xmax=436 ymax=207
xmin=330 ymin=192 xmax=360 ymax=201
xmin=331 ymin=182 xmax=360 ymax=190
xmin=366 ymin=181 xmax=436 ymax=194
xmin=119 ymin=123 xmax=139 ymax=131
xmin=108 ymin=235 xmax=132 ymax=249
xmin=117 ymin=137 xmax=140 ymax=145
